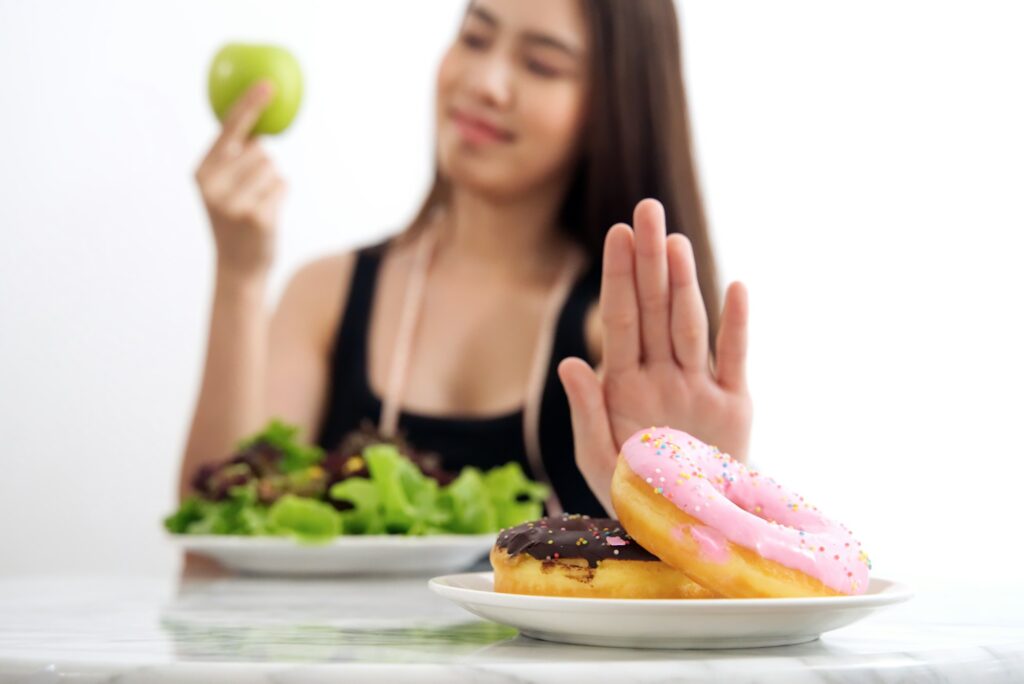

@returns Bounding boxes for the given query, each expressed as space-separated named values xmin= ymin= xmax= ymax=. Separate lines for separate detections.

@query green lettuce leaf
xmin=165 ymin=483 xmax=269 ymax=536
xmin=363 ymin=443 xmax=451 ymax=535
xmin=483 ymin=462 xmax=549 ymax=529
xmin=237 ymin=419 xmax=324 ymax=473
xmin=164 ymin=495 xmax=207 ymax=534
xmin=439 ymin=467 xmax=496 ymax=534
xmin=168 ymin=420 xmax=554 ymax=538
xmin=328 ymin=477 xmax=384 ymax=535
xmin=266 ymin=494 xmax=342 ymax=544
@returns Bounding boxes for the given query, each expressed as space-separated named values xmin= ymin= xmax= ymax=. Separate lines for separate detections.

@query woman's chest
xmin=367 ymin=258 xmax=550 ymax=417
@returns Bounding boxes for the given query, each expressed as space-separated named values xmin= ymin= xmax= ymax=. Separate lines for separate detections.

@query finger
xmin=667 ymin=232 xmax=710 ymax=372
xmin=254 ymin=180 xmax=288 ymax=227
xmin=226 ymin=143 xmax=273 ymax=194
xmin=632 ymin=198 xmax=673 ymax=364
xmin=228 ymin=141 xmax=267 ymax=176
xmin=600 ymin=224 xmax=641 ymax=373
xmin=557 ymin=357 xmax=618 ymax=516
xmin=715 ymin=281 xmax=749 ymax=392
xmin=210 ymin=81 xmax=274 ymax=159
xmin=201 ymin=142 xmax=266 ymax=198
xmin=229 ymin=161 xmax=279 ymax=210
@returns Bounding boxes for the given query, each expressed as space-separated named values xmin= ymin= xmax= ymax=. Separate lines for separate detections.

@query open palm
xmin=558 ymin=199 xmax=753 ymax=515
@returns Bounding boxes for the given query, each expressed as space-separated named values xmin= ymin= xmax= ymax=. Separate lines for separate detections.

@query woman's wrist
xmin=214 ymin=262 xmax=269 ymax=303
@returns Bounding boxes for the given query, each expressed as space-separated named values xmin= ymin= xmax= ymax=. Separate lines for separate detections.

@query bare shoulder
xmin=273 ymin=250 xmax=359 ymax=353
xmin=286 ymin=251 xmax=357 ymax=295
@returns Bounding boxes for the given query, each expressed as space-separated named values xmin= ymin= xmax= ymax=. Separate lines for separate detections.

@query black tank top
xmin=315 ymin=238 xmax=605 ymax=516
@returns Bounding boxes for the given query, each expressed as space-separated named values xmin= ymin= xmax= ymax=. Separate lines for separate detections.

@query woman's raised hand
xmin=558 ymin=199 xmax=753 ymax=515
xmin=194 ymin=81 xmax=287 ymax=279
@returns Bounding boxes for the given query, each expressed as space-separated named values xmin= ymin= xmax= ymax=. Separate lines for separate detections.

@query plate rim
xmin=428 ymin=571 xmax=914 ymax=611
xmin=168 ymin=532 xmax=497 ymax=549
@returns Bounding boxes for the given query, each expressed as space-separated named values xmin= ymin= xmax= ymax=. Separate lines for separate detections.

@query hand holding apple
xmin=208 ymin=43 xmax=303 ymax=136
xmin=195 ymin=83 xmax=288 ymax=278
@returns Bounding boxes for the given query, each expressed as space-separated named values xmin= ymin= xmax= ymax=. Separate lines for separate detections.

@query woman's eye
xmin=526 ymin=60 xmax=559 ymax=78
xmin=461 ymin=33 xmax=488 ymax=49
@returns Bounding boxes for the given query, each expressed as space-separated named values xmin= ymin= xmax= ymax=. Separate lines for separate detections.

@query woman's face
xmin=435 ymin=0 xmax=590 ymax=201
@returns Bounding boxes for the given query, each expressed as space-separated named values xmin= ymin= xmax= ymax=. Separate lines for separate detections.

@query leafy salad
xmin=165 ymin=420 xmax=549 ymax=543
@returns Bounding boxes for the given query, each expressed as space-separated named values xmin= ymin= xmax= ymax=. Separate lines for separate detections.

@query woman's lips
xmin=451 ymin=109 xmax=514 ymax=145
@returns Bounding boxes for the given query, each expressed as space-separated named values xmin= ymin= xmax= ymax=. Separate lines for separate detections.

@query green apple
xmin=208 ymin=43 xmax=303 ymax=135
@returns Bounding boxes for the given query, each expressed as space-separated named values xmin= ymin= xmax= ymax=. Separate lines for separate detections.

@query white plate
xmin=429 ymin=572 xmax=913 ymax=649
xmin=170 ymin=534 xmax=494 ymax=577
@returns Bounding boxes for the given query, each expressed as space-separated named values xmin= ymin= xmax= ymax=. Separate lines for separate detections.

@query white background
xmin=1 ymin=1 xmax=1021 ymax=588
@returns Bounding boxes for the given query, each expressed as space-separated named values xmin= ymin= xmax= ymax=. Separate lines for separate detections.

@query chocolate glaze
xmin=495 ymin=514 xmax=659 ymax=568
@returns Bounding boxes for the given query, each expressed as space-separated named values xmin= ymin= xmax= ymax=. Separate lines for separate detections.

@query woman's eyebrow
xmin=468 ymin=6 xmax=581 ymax=58
xmin=468 ymin=6 xmax=498 ymax=27
xmin=522 ymin=31 xmax=580 ymax=58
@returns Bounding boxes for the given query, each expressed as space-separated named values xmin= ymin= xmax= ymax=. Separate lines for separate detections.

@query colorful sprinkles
xmin=623 ymin=427 xmax=872 ymax=594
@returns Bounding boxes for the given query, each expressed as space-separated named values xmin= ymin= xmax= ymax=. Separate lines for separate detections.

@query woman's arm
xmin=179 ymin=270 xmax=271 ymax=501
xmin=179 ymin=82 xmax=281 ymax=501
xmin=178 ymin=79 xmax=353 ymax=500
xmin=178 ymin=253 xmax=354 ymax=501
xmin=264 ymin=253 xmax=355 ymax=444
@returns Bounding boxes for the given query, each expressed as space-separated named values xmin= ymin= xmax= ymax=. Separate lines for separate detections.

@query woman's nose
xmin=466 ymin=51 xmax=514 ymax=109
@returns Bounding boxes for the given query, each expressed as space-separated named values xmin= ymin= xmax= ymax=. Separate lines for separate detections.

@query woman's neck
xmin=433 ymin=184 xmax=578 ymax=282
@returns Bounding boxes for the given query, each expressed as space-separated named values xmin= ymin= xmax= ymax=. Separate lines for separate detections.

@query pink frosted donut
xmin=610 ymin=426 xmax=871 ymax=598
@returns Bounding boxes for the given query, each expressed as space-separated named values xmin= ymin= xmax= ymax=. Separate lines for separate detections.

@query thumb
xmin=558 ymin=357 xmax=617 ymax=515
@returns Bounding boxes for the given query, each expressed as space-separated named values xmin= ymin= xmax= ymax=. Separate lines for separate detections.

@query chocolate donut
xmin=490 ymin=514 xmax=716 ymax=599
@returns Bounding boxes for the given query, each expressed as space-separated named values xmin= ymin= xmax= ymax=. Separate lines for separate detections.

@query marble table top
xmin=0 ymin=561 xmax=1021 ymax=683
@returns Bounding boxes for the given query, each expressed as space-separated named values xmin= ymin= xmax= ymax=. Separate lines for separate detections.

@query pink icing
xmin=688 ymin=524 xmax=731 ymax=564
xmin=621 ymin=427 xmax=871 ymax=595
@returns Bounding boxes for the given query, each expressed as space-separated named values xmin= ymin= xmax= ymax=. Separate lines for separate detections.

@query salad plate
xmin=166 ymin=421 xmax=549 ymax=577
xmin=171 ymin=533 xmax=495 ymax=576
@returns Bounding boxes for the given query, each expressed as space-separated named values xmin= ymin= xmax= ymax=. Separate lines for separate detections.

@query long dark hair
xmin=405 ymin=0 xmax=722 ymax=356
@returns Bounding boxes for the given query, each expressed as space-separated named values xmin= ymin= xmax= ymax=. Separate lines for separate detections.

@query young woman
xmin=182 ymin=0 xmax=752 ymax=517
